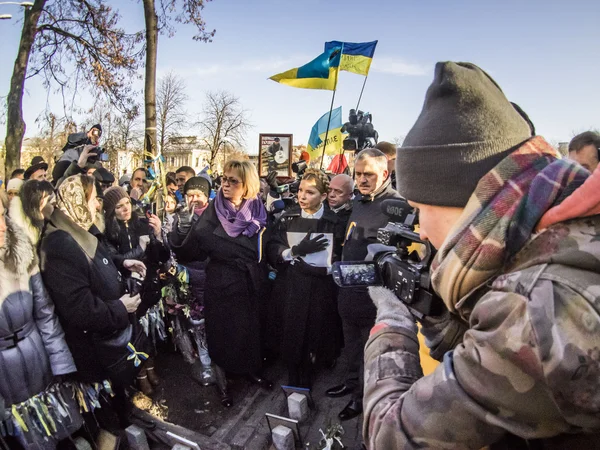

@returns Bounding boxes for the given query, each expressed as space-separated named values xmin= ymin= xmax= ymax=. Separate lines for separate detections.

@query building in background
xmin=163 ymin=136 xmax=212 ymax=174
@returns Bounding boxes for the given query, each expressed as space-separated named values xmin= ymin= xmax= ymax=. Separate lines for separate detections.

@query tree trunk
xmin=143 ymin=0 xmax=158 ymax=160
xmin=4 ymin=0 xmax=46 ymax=180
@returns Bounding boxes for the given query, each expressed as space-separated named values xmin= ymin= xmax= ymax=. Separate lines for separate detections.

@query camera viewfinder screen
xmin=340 ymin=263 xmax=377 ymax=286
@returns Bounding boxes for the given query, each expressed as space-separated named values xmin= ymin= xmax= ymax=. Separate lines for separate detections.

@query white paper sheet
xmin=287 ymin=232 xmax=334 ymax=268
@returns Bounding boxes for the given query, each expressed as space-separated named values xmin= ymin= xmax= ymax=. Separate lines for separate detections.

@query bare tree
xmin=142 ymin=0 xmax=215 ymax=162
xmin=82 ymin=100 xmax=142 ymax=175
xmin=198 ymin=91 xmax=251 ymax=169
xmin=22 ymin=111 xmax=76 ymax=173
xmin=4 ymin=0 xmax=143 ymax=179
xmin=391 ymin=136 xmax=405 ymax=147
xmin=157 ymin=72 xmax=188 ymax=153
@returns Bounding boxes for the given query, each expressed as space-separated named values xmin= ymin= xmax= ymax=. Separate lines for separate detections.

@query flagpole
xmin=356 ymin=74 xmax=369 ymax=110
xmin=319 ymin=86 xmax=337 ymax=171
xmin=319 ymin=45 xmax=343 ymax=171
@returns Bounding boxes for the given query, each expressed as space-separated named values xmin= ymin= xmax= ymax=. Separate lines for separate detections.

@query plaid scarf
xmin=432 ymin=136 xmax=589 ymax=313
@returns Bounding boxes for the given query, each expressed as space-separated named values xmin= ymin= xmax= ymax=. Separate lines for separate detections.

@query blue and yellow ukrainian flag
xmin=306 ymin=106 xmax=345 ymax=159
xmin=269 ymin=46 xmax=342 ymax=91
xmin=324 ymin=40 xmax=378 ymax=76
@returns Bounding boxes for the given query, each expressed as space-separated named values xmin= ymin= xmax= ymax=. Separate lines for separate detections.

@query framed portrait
xmin=264 ymin=413 xmax=301 ymax=444
xmin=258 ymin=133 xmax=293 ymax=177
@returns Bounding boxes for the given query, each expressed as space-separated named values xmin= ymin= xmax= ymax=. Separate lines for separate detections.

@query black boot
xmin=214 ymin=365 xmax=233 ymax=407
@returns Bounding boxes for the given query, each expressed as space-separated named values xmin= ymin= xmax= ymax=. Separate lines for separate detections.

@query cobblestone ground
xmin=140 ymin=348 xmax=364 ymax=449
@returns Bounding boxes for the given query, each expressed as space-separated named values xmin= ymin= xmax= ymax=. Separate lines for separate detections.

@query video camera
xmin=332 ymin=199 xmax=444 ymax=318
xmin=276 ymin=158 xmax=309 ymax=196
xmin=342 ymin=109 xmax=379 ymax=151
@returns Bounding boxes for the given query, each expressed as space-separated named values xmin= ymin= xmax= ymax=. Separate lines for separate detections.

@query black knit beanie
xmin=184 ymin=176 xmax=211 ymax=198
xmin=103 ymin=186 xmax=129 ymax=217
xmin=396 ymin=62 xmax=533 ymax=207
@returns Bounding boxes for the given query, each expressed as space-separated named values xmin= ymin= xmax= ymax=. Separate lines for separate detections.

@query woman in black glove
xmin=266 ymin=169 xmax=345 ymax=387
xmin=102 ymin=186 xmax=169 ymax=395
xmin=169 ymin=161 xmax=270 ymax=407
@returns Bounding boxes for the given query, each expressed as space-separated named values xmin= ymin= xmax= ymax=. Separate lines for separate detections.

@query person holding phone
xmin=101 ymin=186 xmax=168 ymax=395
xmin=53 ymin=124 xmax=105 ymax=182
xmin=266 ymin=169 xmax=345 ymax=388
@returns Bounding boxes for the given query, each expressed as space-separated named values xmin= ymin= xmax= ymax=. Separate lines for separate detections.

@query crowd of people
xmin=1 ymin=60 xmax=599 ymax=449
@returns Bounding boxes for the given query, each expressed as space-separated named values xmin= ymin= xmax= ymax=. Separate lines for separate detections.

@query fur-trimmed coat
xmin=0 ymin=214 xmax=76 ymax=407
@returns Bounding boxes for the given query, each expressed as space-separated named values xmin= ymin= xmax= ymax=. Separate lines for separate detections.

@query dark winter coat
xmin=339 ymin=181 xmax=403 ymax=322
xmin=0 ymin=217 xmax=76 ymax=407
xmin=170 ymin=213 xmax=208 ymax=308
xmin=169 ymin=201 xmax=266 ymax=374
xmin=40 ymin=209 xmax=129 ymax=383
xmin=266 ymin=206 xmax=345 ymax=365
xmin=104 ymin=216 xmax=169 ymax=316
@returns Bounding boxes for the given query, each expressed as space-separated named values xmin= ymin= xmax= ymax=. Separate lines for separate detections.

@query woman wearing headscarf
xmin=39 ymin=176 xmax=143 ymax=399
xmin=170 ymin=161 xmax=270 ymax=406
xmin=0 ymin=191 xmax=80 ymax=449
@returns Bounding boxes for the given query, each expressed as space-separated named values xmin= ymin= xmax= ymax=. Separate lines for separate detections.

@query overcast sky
xmin=1 ymin=0 xmax=599 ymax=155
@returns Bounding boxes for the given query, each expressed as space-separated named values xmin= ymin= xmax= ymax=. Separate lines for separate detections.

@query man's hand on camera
xmin=291 ymin=232 xmax=329 ymax=257
xmin=77 ymin=144 xmax=97 ymax=169
xmin=368 ymin=286 xmax=417 ymax=333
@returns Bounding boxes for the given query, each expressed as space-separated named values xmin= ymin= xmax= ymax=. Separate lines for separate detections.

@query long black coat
xmin=40 ymin=209 xmax=129 ymax=382
xmin=104 ymin=217 xmax=169 ymax=317
xmin=169 ymin=202 xmax=267 ymax=374
xmin=266 ymin=206 xmax=345 ymax=365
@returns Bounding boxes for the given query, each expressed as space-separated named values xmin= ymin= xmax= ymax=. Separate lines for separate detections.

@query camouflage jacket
xmin=363 ymin=215 xmax=600 ymax=449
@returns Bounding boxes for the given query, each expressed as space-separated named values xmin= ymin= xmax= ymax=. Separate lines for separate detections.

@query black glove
xmin=176 ymin=205 xmax=193 ymax=235
xmin=266 ymin=171 xmax=279 ymax=191
xmin=291 ymin=232 xmax=329 ymax=257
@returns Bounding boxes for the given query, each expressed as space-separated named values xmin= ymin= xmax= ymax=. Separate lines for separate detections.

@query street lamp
xmin=0 ymin=2 xmax=34 ymax=6
xmin=0 ymin=2 xmax=32 ymax=20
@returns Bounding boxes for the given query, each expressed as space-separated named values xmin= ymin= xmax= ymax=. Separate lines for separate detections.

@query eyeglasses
xmin=221 ymin=176 xmax=241 ymax=186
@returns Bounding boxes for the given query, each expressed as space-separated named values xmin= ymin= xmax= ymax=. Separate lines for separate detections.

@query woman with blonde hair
xmin=170 ymin=160 xmax=270 ymax=406
xmin=267 ymin=169 xmax=345 ymax=387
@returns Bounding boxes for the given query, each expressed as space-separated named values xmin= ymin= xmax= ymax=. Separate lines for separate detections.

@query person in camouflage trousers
xmin=363 ymin=61 xmax=600 ymax=449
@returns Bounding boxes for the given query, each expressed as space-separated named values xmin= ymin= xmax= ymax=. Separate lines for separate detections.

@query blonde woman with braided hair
xmin=266 ymin=169 xmax=345 ymax=388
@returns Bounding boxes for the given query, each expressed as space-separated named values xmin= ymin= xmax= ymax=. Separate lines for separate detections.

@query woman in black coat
xmin=170 ymin=160 xmax=270 ymax=406
xmin=39 ymin=175 xmax=144 ymax=385
xmin=267 ymin=169 xmax=345 ymax=387
xmin=102 ymin=186 xmax=169 ymax=315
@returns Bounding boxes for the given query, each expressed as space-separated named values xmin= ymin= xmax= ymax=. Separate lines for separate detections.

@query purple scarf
xmin=214 ymin=190 xmax=267 ymax=238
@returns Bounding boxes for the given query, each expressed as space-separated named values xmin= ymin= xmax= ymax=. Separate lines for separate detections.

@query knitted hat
xmin=103 ymin=186 xmax=129 ymax=217
xmin=396 ymin=62 xmax=533 ymax=207
xmin=90 ymin=123 xmax=102 ymax=134
xmin=6 ymin=178 xmax=24 ymax=192
xmin=184 ymin=176 xmax=211 ymax=198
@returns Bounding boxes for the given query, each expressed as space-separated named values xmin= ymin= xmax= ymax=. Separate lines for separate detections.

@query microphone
xmin=272 ymin=199 xmax=285 ymax=213
xmin=381 ymin=198 xmax=412 ymax=223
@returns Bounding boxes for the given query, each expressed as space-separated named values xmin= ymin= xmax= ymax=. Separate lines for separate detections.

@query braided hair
xmin=301 ymin=168 xmax=330 ymax=194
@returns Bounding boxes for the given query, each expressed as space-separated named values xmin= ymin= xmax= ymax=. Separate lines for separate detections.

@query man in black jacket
xmin=327 ymin=173 xmax=354 ymax=229
xmin=326 ymin=148 xmax=404 ymax=421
